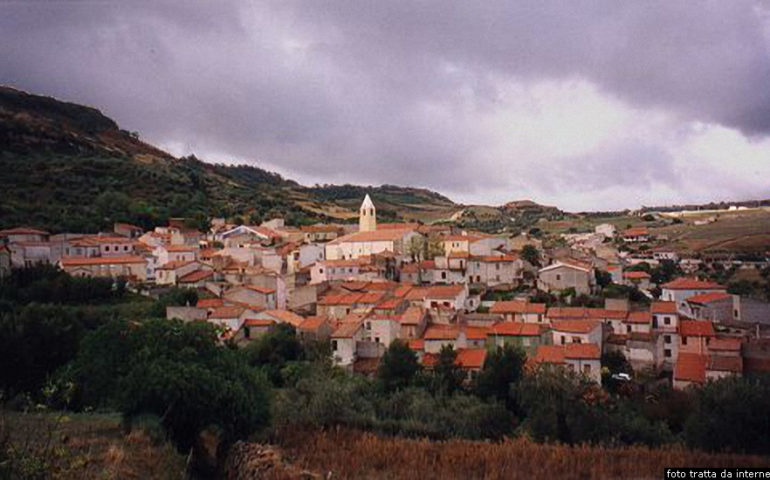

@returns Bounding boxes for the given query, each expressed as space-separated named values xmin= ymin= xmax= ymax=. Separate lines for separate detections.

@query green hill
xmin=0 ymin=87 xmax=460 ymax=232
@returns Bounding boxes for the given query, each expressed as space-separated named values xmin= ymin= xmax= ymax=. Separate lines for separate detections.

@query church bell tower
xmin=359 ymin=194 xmax=377 ymax=232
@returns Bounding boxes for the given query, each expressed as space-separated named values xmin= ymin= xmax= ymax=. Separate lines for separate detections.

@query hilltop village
xmin=2 ymin=195 xmax=769 ymax=389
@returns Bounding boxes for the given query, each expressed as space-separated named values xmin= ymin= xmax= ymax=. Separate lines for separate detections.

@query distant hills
xmin=0 ymin=86 xmax=584 ymax=234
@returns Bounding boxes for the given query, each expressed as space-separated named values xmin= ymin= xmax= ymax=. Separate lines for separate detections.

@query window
xmin=626 ymin=325 xmax=632 ymax=333
xmin=556 ymin=274 xmax=561 ymax=281
xmin=441 ymin=271 xmax=447 ymax=279
xmin=332 ymin=340 xmax=338 ymax=351
xmin=583 ymin=364 xmax=591 ymax=374
xmin=572 ymin=336 xmax=581 ymax=344
xmin=124 ymin=245 xmax=129 ymax=251
xmin=366 ymin=322 xmax=371 ymax=330
xmin=664 ymin=317 xmax=671 ymax=325
xmin=682 ymin=336 xmax=688 ymax=345
xmin=319 ymin=268 xmax=324 ymax=274
xmin=664 ymin=335 xmax=671 ymax=344
xmin=244 ymin=327 xmax=251 ymax=339
xmin=560 ymin=336 xmax=566 ymax=345
xmin=496 ymin=263 xmax=500 ymax=270
xmin=105 ymin=246 xmax=110 ymax=252
xmin=443 ymin=301 xmax=450 ymax=308
xmin=664 ymin=349 xmax=671 ymax=358
xmin=375 ymin=337 xmax=380 ymax=343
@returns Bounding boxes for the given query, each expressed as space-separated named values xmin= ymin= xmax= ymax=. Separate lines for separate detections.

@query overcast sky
xmin=2 ymin=1 xmax=770 ymax=211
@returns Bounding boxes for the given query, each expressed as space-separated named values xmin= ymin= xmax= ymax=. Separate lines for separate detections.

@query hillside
xmin=0 ymin=87 xmax=464 ymax=232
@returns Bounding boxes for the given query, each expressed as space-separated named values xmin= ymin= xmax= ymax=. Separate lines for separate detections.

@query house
xmin=325 ymin=228 xmax=419 ymax=261
xmin=622 ymin=227 xmax=651 ymax=243
xmin=488 ymin=322 xmax=549 ymax=355
xmin=595 ymin=223 xmax=616 ymax=239
xmin=297 ymin=316 xmax=333 ymax=340
xmin=537 ymin=260 xmax=594 ymax=295
xmin=489 ymin=300 xmax=547 ymax=323
xmin=679 ymin=320 xmax=715 ymax=355
xmin=218 ymin=225 xmax=280 ymax=247
xmin=660 ymin=278 xmax=726 ymax=314
xmin=423 ymin=324 xmax=461 ymax=354
xmin=422 ymin=348 xmax=488 ymax=381
xmin=685 ymin=292 xmax=733 ymax=323
xmin=673 ymin=353 xmax=707 ymax=389
xmin=301 ymin=224 xmax=343 ymax=243
xmin=396 ymin=306 xmax=428 ymax=339
xmin=242 ymin=319 xmax=275 ymax=341
xmin=550 ymin=319 xmax=602 ymax=348
xmin=113 ymin=222 xmax=144 ymax=239
xmin=208 ymin=305 xmax=259 ymax=333
xmin=60 ymin=256 xmax=148 ymax=281
xmin=533 ymin=344 xmax=602 ymax=384
xmin=166 ymin=306 xmax=208 ymax=322
xmin=651 ymin=301 xmax=680 ymax=367
xmin=178 ymin=269 xmax=214 ymax=288
xmin=423 ymin=284 xmax=468 ymax=311
xmin=251 ymin=309 xmax=305 ymax=328
xmin=623 ymin=271 xmax=651 ymax=289
xmin=440 ymin=234 xmax=484 ymax=256
xmin=155 ymin=260 xmax=201 ymax=286
xmin=466 ymin=255 xmax=526 ymax=287
xmin=0 ymin=227 xmax=49 ymax=244
xmin=223 ymin=285 xmax=277 ymax=310
xmin=310 ymin=258 xmax=378 ymax=284
xmin=623 ymin=311 xmax=652 ymax=335
xmin=364 ymin=314 xmax=401 ymax=347
xmin=331 ymin=315 xmax=366 ymax=367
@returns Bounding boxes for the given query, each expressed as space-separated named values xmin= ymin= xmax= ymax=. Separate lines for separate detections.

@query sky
xmin=2 ymin=1 xmax=770 ymax=211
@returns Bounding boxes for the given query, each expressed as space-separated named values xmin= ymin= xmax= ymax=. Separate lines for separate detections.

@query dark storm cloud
xmin=1 ymin=1 xmax=769 ymax=209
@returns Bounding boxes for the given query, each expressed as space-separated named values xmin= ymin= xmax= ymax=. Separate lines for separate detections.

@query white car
xmin=611 ymin=373 xmax=632 ymax=381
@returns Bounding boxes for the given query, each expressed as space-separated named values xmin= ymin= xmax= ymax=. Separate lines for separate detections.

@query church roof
xmin=361 ymin=194 xmax=375 ymax=210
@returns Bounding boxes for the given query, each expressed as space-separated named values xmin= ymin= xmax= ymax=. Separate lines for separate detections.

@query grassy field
xmin=274 ymin=428 xmax=770 ymax=480
xmin=655 ymin=210 xmax=770 ymax=254
xmin=1 ymin=411 xmax=185 ymax=479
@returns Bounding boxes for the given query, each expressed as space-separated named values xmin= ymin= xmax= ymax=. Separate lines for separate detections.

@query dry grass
xmin=1 ymin=410 xmax=186 ymax=480
xmin=275 ymin=428 xmax=770 ymax=480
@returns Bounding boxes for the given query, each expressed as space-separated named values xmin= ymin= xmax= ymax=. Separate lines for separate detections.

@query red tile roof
xmin=708 ymin=336 xmax=742 ymax=352
xmin=425 ymin=285 xmax=465 ymax=299
xmin=651 ymin=301 xmax=677 ymax=314
xmin=328 ymin=228 xmax=414 ymax=245
xmin=623 ymin=271 xmax=651 ymax=279
xmin=564 ymin=343 xmax=601 ymax=360
xmin=298 ymin=316 xmax=328 ymax=331
xmin=675 ymin=353 xmax=707 ymax=383
xmin=551 ymin=319 xmax=601 ymax=334
xmin=0 ymin=227 xmax=49 ymax=236
xmin=489 ymin=322 xmax=544 ymax=336
xmin=197 ymin=298 xmax=224 ymax=309
xmin=533 ymin=345 xmax=565 ymax=364
xmin=423 ymin=324 xmax=459 ymax=341
xmin=686 ymin=292 xmax=732 ymax=304
xmin=61 ymin=255 xmax=146 ymax=267
xmin=210 ymin=306 xmax=246 ymax=319
xmin=408 ymin=338 xmax=425 ymax=351
xmin=375 ymin=298 xmax=405 ymax=310
xmin=244 ymin=285 xmax=276 ymax=295
xmin=708 ymin=355 xmax=743 ymax=373
xmin=178 ymin=269 xmax=213 ymax=283
xmin=546 ymin=307 xmax=590 ymax=319
xmin=262 ymin=310 xmax=304 ymax=327
xmin=625 ymin=311 xmax=652 ymax=325
xmin=455 ymin=348 xmax=487 ymax=369
xmin=623 ymin=227 xmax=649 ymax=237
xmin=244 ymin=318 xmax=274 ymax=327
xmin=331 ymin=318 xmax=363 ymax=338
xmin=662 ymin=278 xmax=726 ymax=291
xmin=463 ymin=326 xmax=491 ymax=340
xmin=680 ymin=320 xmax=716 ymax=337
xmin=399 ymin=306 xmax=425 ymax=325
xmin=156 ymin=259 xmax=195 ymax=271
xmin=490 ymin=300 xmax=547 ymax=315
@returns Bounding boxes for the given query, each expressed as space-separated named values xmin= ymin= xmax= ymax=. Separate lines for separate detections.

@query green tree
xmin=521 ymin=245 xmax=540 ymax=267
xmin=430 ymin=345 xmax=465 ymax=395
xmin=73 ymin=319 xmax=272 ymax=450
xmin=377 ymin=340 xmax=421 ymax=392
xmin=474 ymin=344 xmax=526 ymax=411
xmin=244 ymin=323 xmax=304 ymax=386
xmin=684 ymin=375 xmax=770 ymax=454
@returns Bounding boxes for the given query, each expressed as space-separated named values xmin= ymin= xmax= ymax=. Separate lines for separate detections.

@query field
xmin=655 ymin=209 xmax=770 ymax=254
xmin=0 ymin=411 xmax=185 ymax=479
xmin=271 ymin=428 xmax=770 ymax=480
